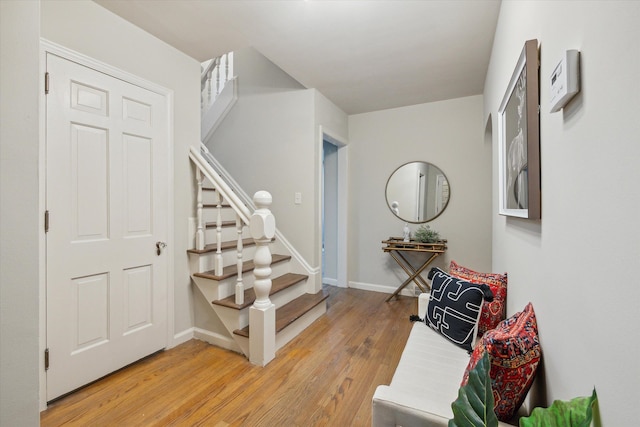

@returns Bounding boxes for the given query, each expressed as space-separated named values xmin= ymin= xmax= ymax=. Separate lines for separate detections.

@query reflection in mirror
xmin=385 ymin=161 xmax=450 ymax=223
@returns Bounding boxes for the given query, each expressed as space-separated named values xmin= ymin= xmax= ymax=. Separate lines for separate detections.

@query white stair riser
xmin=200 ymin=281 xmax=312 ymax=342
xmin=202 ymin=210 xmax=244 ymax=230
xmin=202 ymin=206 xmax=244 ymax=222
xmin=221 ymin=277 xmax=308 ymax=326
xmin=191 ymin=260 xmax=293 ymax=300
xmin=189 ymin=251 xmax=210 ymax=275
xmin=199 ymin=276 xmax=308 ymax=333
xmin=215 ymin=244 xmax=257 ymax=268
xmin=188 ymin=245 xmax=259 ymax=275
xmin=270 ymin=281 xmax=308 ymax=309
xmin=202 ymin=210 xmax=245 ymax=224
xmin=204 ymin=226 xmax=250 ymax=246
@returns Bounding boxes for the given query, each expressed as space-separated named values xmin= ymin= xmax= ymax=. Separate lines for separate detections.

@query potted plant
xmin=414 ymin=224 xmax=441 ymax=243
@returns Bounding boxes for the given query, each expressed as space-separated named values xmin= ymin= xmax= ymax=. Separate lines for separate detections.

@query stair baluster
xmin=215 ymin=57 xmax=221 ymax=97
xmin=201 ymin=77 xmax=206 ymax=110
xmin=235 ymin=214 xmax=244 ymax=305
xmin=205 ymin=69 xmax=213 ymax=108
xmin=215 ymin=191 xmax=224 ymax=276
xmin=195 ymin=170 xmax=205 ymax=250
xmin=224 ymin=53 xmax=229 ymax=82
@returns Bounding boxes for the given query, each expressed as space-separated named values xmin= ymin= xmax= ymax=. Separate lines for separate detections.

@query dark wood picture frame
xmin=498 ymin=39 xmax=541 ymax=219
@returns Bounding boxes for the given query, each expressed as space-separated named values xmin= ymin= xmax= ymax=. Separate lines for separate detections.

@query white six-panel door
xmin=45 ymin=53 xmax=169 ymax=400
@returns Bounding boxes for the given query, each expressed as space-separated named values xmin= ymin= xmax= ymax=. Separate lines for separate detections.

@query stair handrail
xmin=200 ymin=57 xmax=218 ymax=86
xmin=189 ymin=143 xmax=251 ymax=225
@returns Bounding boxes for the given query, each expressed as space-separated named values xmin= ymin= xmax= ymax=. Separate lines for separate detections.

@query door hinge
xmin=45 ymin=72 xmax=50 ymax=95
xmin=44 ymin=210 xmax=50 ymax=233
xmin=45 ymin=348 xmax=50 ymax=371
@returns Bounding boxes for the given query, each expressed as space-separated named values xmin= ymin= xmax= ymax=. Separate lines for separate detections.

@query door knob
xmin=156 ymin=241 xmax=167 ymax=255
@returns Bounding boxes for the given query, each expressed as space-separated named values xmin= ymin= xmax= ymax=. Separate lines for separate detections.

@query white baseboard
xmin=193 ymin=327 xmax=242 ymax=354
xmin=322 ymin=277 xmax=338 ymax=286
xmin=348 ymin=281 xmax=415 ymax=297
xmin=172 ymin=327 xmax=195 ymax=347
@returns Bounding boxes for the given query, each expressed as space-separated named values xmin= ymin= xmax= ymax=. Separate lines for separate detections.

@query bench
xmin=372 ymin=293 xmax=513 ymax=427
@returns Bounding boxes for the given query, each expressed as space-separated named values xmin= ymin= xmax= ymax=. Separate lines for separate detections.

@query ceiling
xmin=94 ymin=0 xmax=501 ymax=115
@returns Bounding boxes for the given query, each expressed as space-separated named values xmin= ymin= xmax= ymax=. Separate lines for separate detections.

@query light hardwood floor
xmin=40 ymin=286 xmax=416 ymax=426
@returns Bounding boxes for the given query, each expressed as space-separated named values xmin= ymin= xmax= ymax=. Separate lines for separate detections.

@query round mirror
xmin=385 ymin=161 xmax=451 ymax=223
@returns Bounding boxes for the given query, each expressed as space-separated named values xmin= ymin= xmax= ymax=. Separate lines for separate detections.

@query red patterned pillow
xmin=461 ymin=303 xmax=542 ymax=422
xmin=450 ymin=260 xmax=507 ymax=335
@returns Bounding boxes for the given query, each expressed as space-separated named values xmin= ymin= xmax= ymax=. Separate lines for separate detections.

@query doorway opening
xmin=322 ymin=140 xmax=338 ymax=284
xmin=320 ymin=128 xmax=347 ymax=288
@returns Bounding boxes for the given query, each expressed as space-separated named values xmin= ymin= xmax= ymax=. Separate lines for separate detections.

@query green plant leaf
xmin=449 ymin=353 xmax=499 ymax=427
xmin=519 ymin=388 xmax=597 ymax=427
xmin=414 ymin=225 xmax=440 ymax=243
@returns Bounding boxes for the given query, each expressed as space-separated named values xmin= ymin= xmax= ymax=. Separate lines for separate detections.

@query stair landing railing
xmin=201 ymin=52 xmax=234 ymax=114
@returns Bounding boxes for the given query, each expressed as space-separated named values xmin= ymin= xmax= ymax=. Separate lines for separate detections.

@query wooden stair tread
xmin=205 ymin=220 xmax=238 ymax=229
xmin=233 ymin=291 xmax=329 ymax=338
xmin=187 ymin=238 xmax=259 ymax=255
xmin=212 ymin=273 xmax=308 ymax=309
xmin=203 ymin=203 xmax=231 ymax=208
xmin=193 ymin=254 xmax=291 ymax=280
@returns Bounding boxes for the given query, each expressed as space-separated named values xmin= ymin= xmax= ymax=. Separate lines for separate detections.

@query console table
xmin=382 ymin=237 xmax=447 ymax=302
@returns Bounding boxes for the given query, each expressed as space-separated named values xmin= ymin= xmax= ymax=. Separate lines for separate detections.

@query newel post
xmin=249 ymin=191 xmax=276 ymax=365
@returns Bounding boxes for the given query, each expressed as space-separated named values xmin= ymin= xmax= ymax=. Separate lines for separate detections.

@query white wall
xmin=41 ymin=0 xmax=201 ymax=340
xmin=209 ymin=48 xmax=348 ymax=285
xmin=209 ymin=47 xmax=317 ymax=263
xmin=0 ymin=2 xmax=42 ymax=425
xmin=348 ymin=95 xmax=492 ymax=294
xmin=485 ymin=2 xmax=640 ymax=424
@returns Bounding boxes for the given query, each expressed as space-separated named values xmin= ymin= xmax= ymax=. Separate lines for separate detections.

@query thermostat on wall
xmin=549 ymin=50 xmax=580 ymax=113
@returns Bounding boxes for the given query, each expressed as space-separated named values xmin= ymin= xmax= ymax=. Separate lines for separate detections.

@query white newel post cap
xmin=251 ymin=191 xmax=275 ymax=240
xmin=253 ymin=190 xmax=272 ymax=207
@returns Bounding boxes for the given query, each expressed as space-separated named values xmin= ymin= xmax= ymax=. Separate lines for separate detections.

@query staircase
xmin=189 ymin=55 xmax=328 ymax=365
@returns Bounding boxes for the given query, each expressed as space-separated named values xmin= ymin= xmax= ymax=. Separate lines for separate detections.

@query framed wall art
xmin=498 ymin=39 xmax=541 ymax=219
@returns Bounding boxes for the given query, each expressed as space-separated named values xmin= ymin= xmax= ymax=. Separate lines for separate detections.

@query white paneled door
xmin=45 ymin=53 xmax=169 ymax=401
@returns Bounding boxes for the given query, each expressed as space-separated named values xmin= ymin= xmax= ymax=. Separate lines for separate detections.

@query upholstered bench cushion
xmin=373 ymin=322 xmax=471 ymax=426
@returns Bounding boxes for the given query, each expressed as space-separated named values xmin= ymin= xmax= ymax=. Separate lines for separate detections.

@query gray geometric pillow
xmin=426 ymin=268 xmax=493 ymax=352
